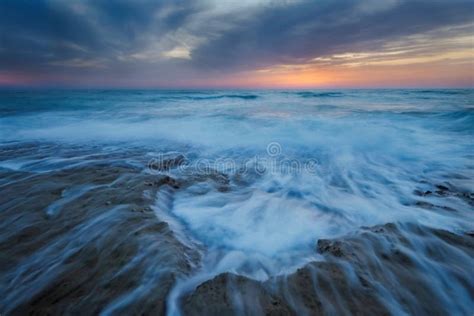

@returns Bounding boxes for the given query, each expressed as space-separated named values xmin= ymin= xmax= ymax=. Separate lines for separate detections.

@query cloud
xmin=0 ymin=0 xmax=201 ymax=72
xmin=162 ymin=46 xmax=192 ymax=59
xmin=190 ymin=0 xmax=474 ymax=72
xmin=0 ymin=0 xmax=472 ymax=86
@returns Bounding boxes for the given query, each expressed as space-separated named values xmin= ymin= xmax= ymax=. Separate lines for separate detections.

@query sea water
xmin=0 ymin=89 xmax=473 ymax=314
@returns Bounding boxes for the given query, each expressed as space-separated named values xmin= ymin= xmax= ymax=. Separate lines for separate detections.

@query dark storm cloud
xmin=0 ymin=0 xmax=472 ymax=83
xmin=191 ymin=0 xmax=474 ymax=71
xmin=0 ymin=0 xmax=200 ymax=72
xmin=0 ymin=0 xmax=96 ymax=69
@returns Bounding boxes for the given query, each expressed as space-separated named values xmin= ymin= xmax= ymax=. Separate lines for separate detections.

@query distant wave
xmin=200 ymin=94 xmax=259 ymax=100
xmin=165 ymin=94 xmax=259 ymax=101
xmin=294 ymin=91 xmax=343 ymax=98
xmin=435 ymin=109 xmax=474 ymax=132
xmin=143 ymin=94 xmax=260 ymax=102
xmin=415 ymin=90 xmax=470 ymax=96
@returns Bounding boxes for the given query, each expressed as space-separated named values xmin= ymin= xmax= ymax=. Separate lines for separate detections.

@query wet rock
xmin=313 ymin=223 xmax=473 ymax=315
xmin=413 ymin=189 xmax=432 ymax=196
xmin=0 ymin=161 xmax=198 ymax=315
xmin=435 ymin=184 xmax=450 ymax=192
xmin=154 ymin=175 xmax=181 ymax=189
xmin=366 ymin=222 xmax=397 ymax=233
xmin=148 ymin=154 xmax=186 ymax=171
xmin=316 ymin=239 xmax=347 ymax=257
xmin=415 ymin=201 xmax=456 ymax=212
xmin=414 ymin=182 xmax=473 ymax=206
xmin=415 ymin=200 xmax=435 ymax=209
xmin=285 ymin=262 xmax=389 ymax=316
xmin=180 ymin=169 xmax=230 ymax=192
xmin=182 ymin=273 xmax=294 ymax=316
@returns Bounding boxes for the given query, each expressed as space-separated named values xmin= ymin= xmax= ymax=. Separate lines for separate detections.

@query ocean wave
xmin=393 ymin=90 xmax=473 ymax=102
xmin=413 ymin=89 xmax=472 ymax=96
xmin=434 ymin=109 xmax=474 ymax=132
xmin=147 ymin=94 xmax=260 ymax=101
xmin=294 ymin=91 xmax=344 ymax=98
xmin=189 ymin=94 xmax=259 ymax=100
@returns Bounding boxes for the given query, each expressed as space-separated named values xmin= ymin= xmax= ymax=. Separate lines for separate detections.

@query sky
xmin=0 ymin=0 xmax=473 ymax=88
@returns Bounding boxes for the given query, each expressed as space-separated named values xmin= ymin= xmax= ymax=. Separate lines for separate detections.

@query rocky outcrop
xmin=0 ymin=163 xmax=198 ymax=315
xmin=182 ymin=223 xmax=474 ymax=315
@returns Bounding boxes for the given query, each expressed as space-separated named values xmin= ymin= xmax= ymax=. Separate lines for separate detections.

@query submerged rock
xmin=0 ymin=161 xmax=198 ymax=315
xmin=148 ymin=154 xmax=186 ymax=172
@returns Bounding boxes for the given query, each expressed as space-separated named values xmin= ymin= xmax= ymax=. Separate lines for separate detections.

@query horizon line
xmin=0 ymin=85 xmax=473 ymax=91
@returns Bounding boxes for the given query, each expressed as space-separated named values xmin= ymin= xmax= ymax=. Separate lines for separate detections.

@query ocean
xmin=0 ymin=89 xmax=473 ymax=315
